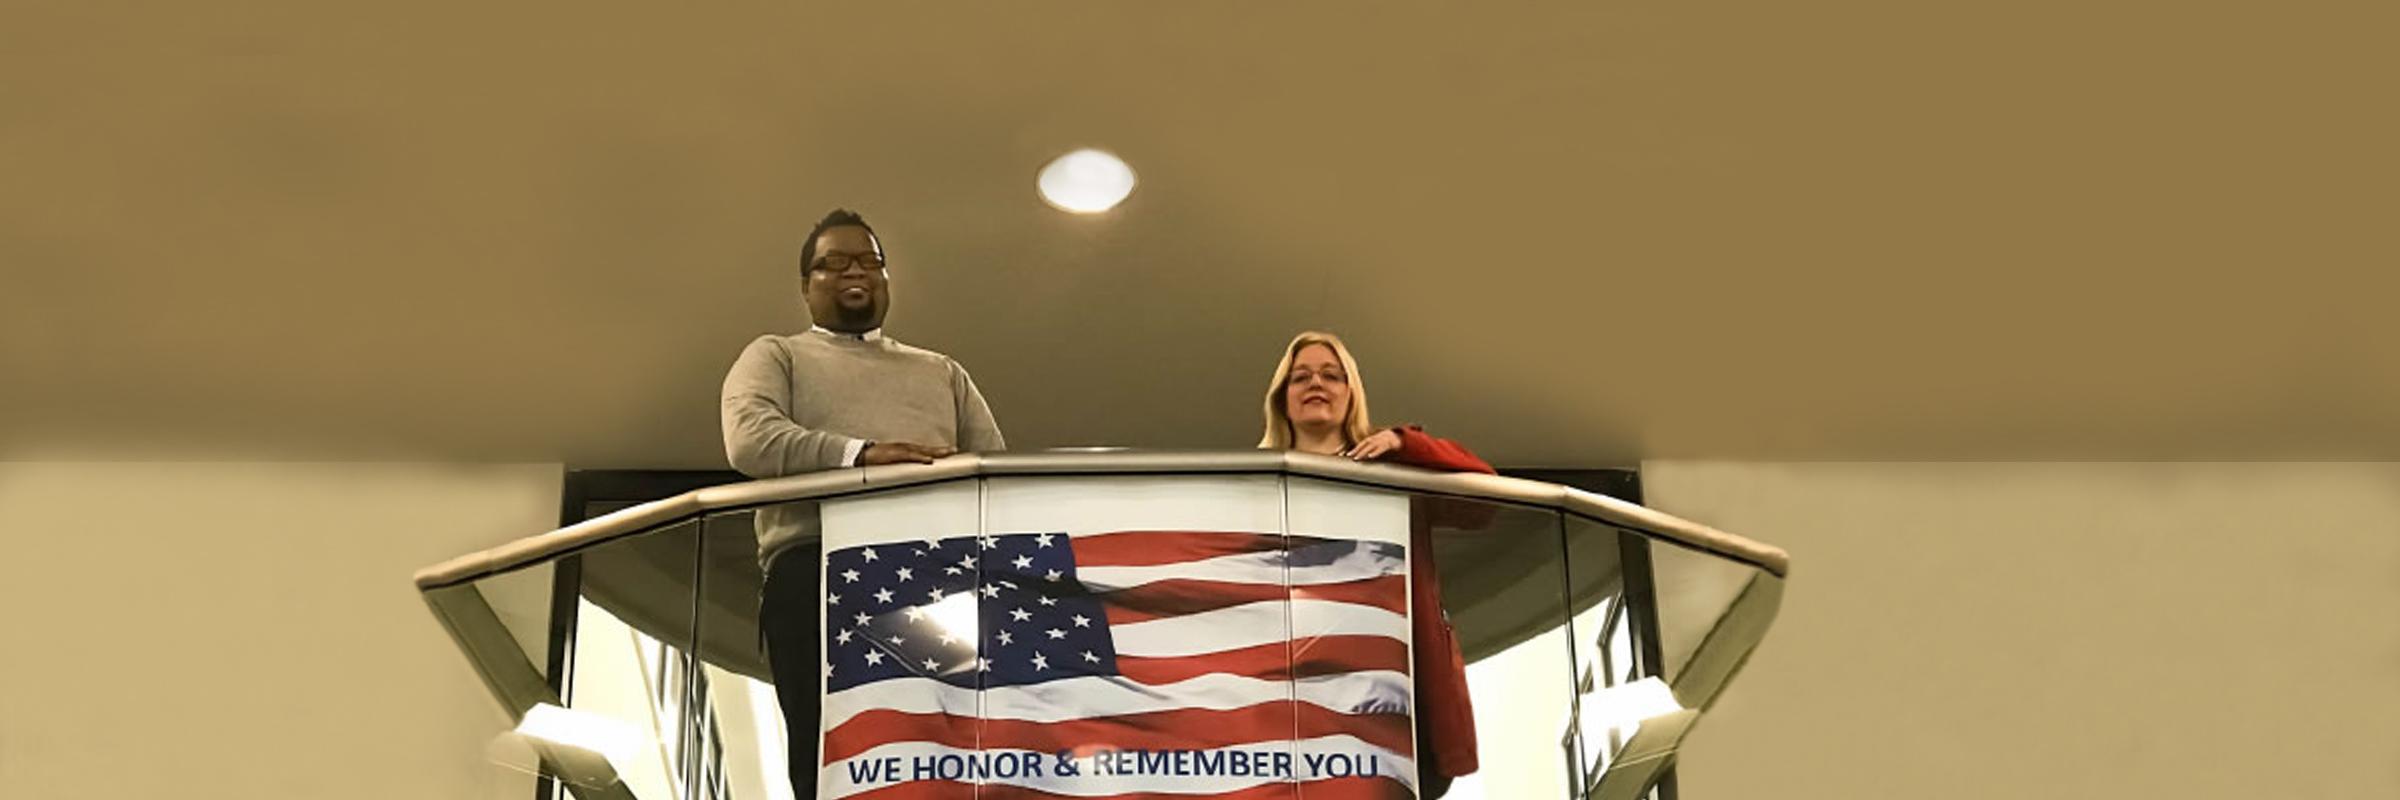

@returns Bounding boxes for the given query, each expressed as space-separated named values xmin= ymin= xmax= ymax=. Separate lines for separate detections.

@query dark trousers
xmin=761 ymin=542 xmax=823 ymax=800
xmin=1418 ymin=724 xmax=1452 ymax=799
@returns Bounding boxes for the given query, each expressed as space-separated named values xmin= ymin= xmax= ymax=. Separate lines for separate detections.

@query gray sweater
xmin=721 ymin=329 xmax=1005 ymax=565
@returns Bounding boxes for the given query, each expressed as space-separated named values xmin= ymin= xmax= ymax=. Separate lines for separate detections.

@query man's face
xmin=802 ymin=225 xmax=890 ymax=332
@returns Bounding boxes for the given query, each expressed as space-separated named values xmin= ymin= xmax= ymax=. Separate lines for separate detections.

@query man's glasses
xmin=810 ymin=252 xmax=887 ymax=274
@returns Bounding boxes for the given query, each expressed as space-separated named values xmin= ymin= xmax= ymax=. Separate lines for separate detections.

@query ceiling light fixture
xmin=1037 ymin=148 xmax=1136 ymax=214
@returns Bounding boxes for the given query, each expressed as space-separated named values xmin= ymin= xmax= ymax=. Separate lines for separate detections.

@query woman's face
xmin=1283 ymin=343 xmax=1352 ymax=433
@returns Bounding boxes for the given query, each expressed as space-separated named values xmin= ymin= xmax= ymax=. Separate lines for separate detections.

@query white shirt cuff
xmin=841 ymin=438 xmax=868 ymax=468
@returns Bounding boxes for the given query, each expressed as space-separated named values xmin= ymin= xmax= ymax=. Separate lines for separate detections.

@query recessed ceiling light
xmin=1037 ymin=148 xmax=1136 ymax=214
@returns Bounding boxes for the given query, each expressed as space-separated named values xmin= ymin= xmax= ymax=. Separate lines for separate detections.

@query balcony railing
xmin=415 ymin=451 xmax=1787 ymax=800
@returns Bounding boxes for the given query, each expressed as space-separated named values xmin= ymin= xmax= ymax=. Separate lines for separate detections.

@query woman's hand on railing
xmin=1338 ymin=428 xmax=1405 ymax=461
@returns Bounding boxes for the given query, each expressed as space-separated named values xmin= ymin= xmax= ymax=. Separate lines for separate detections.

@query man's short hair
xmin=800 ymin=208 xmax=880 ymax=279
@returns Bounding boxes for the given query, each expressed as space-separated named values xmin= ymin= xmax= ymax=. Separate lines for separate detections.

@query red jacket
xmin=1380 ymin=425 xmax=1491 ymax=779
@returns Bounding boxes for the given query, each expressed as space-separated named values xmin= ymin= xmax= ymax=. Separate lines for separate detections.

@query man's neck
xmin=810 ymin=325 xmax=883 ymax=341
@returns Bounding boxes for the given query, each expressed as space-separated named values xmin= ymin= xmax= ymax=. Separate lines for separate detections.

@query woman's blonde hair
xmin=1258 ymin=331 xmax=1375 ymax=450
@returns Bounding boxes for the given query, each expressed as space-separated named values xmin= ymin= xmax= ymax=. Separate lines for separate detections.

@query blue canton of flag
xmin=823 ymin=533 xmax=1119 ymax=693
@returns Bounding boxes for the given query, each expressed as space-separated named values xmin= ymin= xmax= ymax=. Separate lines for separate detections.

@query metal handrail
xmin=414 ymin=450 xmax=1788 ymax=590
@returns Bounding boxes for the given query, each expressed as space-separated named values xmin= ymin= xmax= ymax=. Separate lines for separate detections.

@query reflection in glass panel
xmin=421 ymin=578 xmax=609 ymax=793
xmin=559 ymin=517 xmax=704 ymax=798
xmin=695 ymin=507 xmax=794 ymax=800
xmin=702 ymin=661 xmax=795 ymax=800
xmin=1562 ymin=516 xmax=1639 ymax=794
xmin=1647 ymin=541 xmax=1766 ymax=688
xmin=1567 ymin=595 xmax=1620 ymax=782
xmin=468 ymin=561 xmax=556 ymax=683
xmin=1408 ymin=486 xmax=1571 ymax=800
xmin=1587 ymin=522 xmax=1779 ymax=800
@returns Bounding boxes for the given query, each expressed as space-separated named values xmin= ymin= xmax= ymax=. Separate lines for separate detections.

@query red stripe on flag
xmin=824 ymin=711 xmax=978 ymax=763
xmin=1289 ymin=636 xmax=1411 ymax=680
xmin=1102 ymin=575 xmax=1409 ymax=625
xmin=1068 ymin=531 xmax=1287 ymax=567
xmin=1113 ymin=636 xmax=1409 ymax=685
xmin=824 ymin=703 xmax=1414 ymax=766
xmin=1290 ymin=576 xmax=1409 ymax=616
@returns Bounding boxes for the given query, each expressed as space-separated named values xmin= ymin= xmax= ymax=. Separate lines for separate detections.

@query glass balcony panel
xmin=1582 ymin=527 xmax=1779 ymax=800
xmin=693 ymin=507 xmax=796 ymax=800
xmin=1562 ymin=515 xmax=1649 ymax=795
xmin=1429 ymin=495 xmax=1574 ymax=800
xmin=981 ymin=474 xmax=1296 ymax=799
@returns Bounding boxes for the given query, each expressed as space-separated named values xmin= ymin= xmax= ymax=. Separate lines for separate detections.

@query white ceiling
xmin=5 ymin=1 xmax=2395 ymax=466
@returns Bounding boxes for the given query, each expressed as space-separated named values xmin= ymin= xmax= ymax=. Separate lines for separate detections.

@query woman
xmin=1260 ymin=330 xmax=1488 ymax=798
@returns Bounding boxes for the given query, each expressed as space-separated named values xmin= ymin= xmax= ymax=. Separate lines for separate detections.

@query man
xmin=721 ymin=208 xmax=1005 ymax=797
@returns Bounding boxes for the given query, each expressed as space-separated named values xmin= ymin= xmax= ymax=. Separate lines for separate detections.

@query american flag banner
xmin=814 ymin=482 xmax=1420 ymax=800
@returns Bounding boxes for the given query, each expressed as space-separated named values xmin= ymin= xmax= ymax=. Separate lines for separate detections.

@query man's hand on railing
xmin=860 ymin=441 xmax=957 ymax=466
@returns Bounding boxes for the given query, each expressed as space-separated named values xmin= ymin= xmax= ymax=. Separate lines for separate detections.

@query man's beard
xmin=829 ymin=300 xmax=881 ymax=331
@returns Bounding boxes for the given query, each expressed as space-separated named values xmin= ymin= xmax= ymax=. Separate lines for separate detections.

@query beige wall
xmin=0 ymin=461 xmax=559 ymax=800
xmin=1643 ymin=462 xmax=2400 ymax=799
